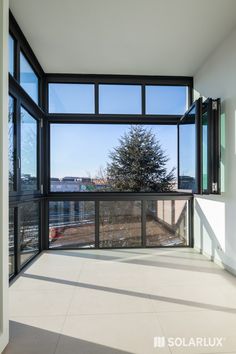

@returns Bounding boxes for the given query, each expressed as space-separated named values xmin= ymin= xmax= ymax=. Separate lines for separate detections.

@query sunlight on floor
xmin=5 ymin=248 xmax=236 ymax=354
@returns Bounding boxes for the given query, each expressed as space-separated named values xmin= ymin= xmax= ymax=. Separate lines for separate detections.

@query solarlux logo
xmin=154 ymin=336 xmax=225 ymax=348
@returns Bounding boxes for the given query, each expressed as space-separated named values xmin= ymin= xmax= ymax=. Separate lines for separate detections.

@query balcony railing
xmin=47 ymin=193 xmax=193 ymax=249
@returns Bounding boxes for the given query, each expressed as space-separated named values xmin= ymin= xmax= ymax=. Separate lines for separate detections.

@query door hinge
xmin=40 ymin=119 xmax=43 ymax=128
xmin=40 ymin=184 xmax=44 ymax=194
xmin=212 ymin=100 xmax=218 ymax=110
xmin=212 ymin=182 xmax=218 ymax=193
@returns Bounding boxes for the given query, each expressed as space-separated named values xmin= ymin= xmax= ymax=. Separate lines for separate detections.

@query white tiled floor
xmin=4 ymin=248 xmax=236 ymax=354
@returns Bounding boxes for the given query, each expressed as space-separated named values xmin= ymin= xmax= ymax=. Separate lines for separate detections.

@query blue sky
xmin=18 ymin=83 xmax=189 ymax=179
xmin=49 ymin=84 xmax=187 ymax=115
xmin=51 ymin=124 xmax=177 ymax=179
xmin=49 ymin=84 xmax=188 ymax=179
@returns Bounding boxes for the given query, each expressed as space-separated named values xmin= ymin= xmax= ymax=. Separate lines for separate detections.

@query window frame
xmin=9 ymin=12 xmax=44 ymax=280
xmin=145 ymin=84 xmax=189 ymax=116
xmin=45 ymin=74 xmax=193 ymax=122
xmin=8 ymin=31 xmax=16 ymax=78
xmin=9 ymin=9 xmax=195 ymax=281
xmin=48 ymin=82 xmax=96 ymax=114
xmin=19 ymin=49 xmax=40 ymax=105
xmin=45 ymin=75 xmax=193 ymax=196
xmin=20 ymin=104 xmax=41 ymax=194
xmin=48 ymin=121 xmax=179 ymax=194
xmin=98 ymin=83 xmax=142 ymax=115
xmin=177 ymin=98 xmax=221 ymax=195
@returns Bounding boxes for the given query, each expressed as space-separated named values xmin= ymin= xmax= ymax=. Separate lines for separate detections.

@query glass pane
xmin=178 ymin=106 xmax=196 ymax=191
xmin=99 ymin=85 xmax=141 ymax=114
xmin=20 ymin=202 xmax=39 ymax=267
xmin=49 ymin=83 xmax=95 ymax=114
xmin=50 ymin=124 xmax=177 ymax=192
xmin=49 ymin=201 xmax=95 ymax=248
xmin=99 ymin=201 xmax=142 ymax=247
xmin=9 ymin=34 xmax=14 ymax=76
xmin=9 ymin=96 xmax=15 ymax=192
xmin=21 ymin=107 xmax=38 ymax=191
xmin=146 ymin=200 xmax=189 ymax=246
xmin=202 ymin=110 xmax=208 ymax=192
xmin=146 ymin=85 xmax=188 ymax=115
xmin=20 ymin=52 xmax=39 ymax=104
xmin=9 ymin=208 xmax=15 ymax=277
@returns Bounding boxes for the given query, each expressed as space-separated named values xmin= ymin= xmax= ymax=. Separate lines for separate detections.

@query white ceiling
xmin=10 ymin=0 xmax=236 ymax=76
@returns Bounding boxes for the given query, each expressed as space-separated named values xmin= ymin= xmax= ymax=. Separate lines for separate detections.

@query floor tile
xmin=156 ymin=310 xmax=236 ymax=353
xmin=68 ymin=286 xmax=153 ymax=315
xmin=7 ymin=249 xmax=236 ymax=354
xmin=3 ymin=318 xmax=63 ymax=354
xmin=9 ymin=289 xmax=74 ymax=316
xmin=56 ymin=313 xmax=171 ymax=354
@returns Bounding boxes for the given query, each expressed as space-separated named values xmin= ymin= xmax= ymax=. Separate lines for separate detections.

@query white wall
xmin=0 ymin=0 xmax=9 ymax=352
xmin=194 ymin=25 xmax=236 ymax=274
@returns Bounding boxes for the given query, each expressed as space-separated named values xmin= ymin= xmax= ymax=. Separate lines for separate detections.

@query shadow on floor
xmin=21 ymin=273 xmax=236 ymax=314
xmin=49 ymin=250 xmax=223 ymax=275
xmin=3 ymin=321 xmax=132 ymax=354
xmin=102 ymin=248 xmax=210 ymax=262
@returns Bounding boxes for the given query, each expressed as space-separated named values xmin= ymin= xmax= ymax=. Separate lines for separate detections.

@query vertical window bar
xmin=95 ymin=200 xmax=100 ymax=248
xmin=95 ymin=83 xmax=99 ymax=115
xmin=16 ymin=99 xmax=21 ymax=193
xmin=141 ymin=200 xmax=147 ymax=247
xmin=15 ymin=206 xmax=21 ymax=274
xmin=142 ymin=84 xmax=146 ymax=115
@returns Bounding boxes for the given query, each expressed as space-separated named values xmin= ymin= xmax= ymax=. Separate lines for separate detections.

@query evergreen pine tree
xmin=107 ymin=125 xmax=175 ymax=192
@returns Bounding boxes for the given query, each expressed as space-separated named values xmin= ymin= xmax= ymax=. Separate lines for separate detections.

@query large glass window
xmin=9 ymin=34 xmax=14 ymax=76
xmin=9 ymin=208 xmax=15 ymax=277
xmin=146 ymin=199 xmax=189 ymax=246
xmin=49 ymin=201 xmax=95 ymax=248
xmin=50 ymin=124 xmax=177 ymax=192
xmin=9 ymin=95 xmax=15 ymax=192
xmin=19 ymin=202 xmax=40 ymax=267
xmin=146 ymin=85 xmax=188 ymax=115
xmin=20 ymin=52 xmax=39 ymax=104
xmin=178 ymin=106 xmax=196 ymax=192
xmin=99 ymin=84 xmax=142 ymax=114
xmin=99 ymin=201 xmax=142 ymax=247
xmin=202 ymin=110 xmax=208 ymax=192
xmin=49 ymin=83 xmax=95 ymax=114
xmin=21 ymin=107 xmax=38 ymax=191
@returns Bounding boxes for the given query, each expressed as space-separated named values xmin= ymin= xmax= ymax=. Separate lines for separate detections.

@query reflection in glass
xmin=99 ymin=201 xmax=142 ymax=247
xmin=9 ymin=34 xmax=14 ymax=76
xmin=146 ymin=85 xmax=188 ymax=115
xmin=49 ymin=83 xmax=95 ymax=114
xmin=146 ymin=200 xmax=189 ymax=246
xmin=20 ymin=202 xmax=39 ymax=267
xmin=49 ymin=201 xmax=95 ymax=248
xmin=50 ymin=124 xmax=177 ymax=192
xmin=21 ymin=107 xmax=38 ymax=191
xmin=99 ymin=84 xmax=142 ymax=114
xmin=9 ymin=96 xmax=15 ymax=192
xmin=9 ymin=208 xmax=15 ymax=277
xmin=178 ymin=106 xmax=196 ymax=191
xmin=202 ymin=110 xmax=208 ymax=192
xmin=20 ymin=52 xmax=39 ymax=104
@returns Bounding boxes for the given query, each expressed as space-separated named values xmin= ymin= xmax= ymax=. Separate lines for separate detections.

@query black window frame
xmin=178 ymin=97 xmax=221 ymax=195
xmin=20 ymin=104 xmax=41 ymax=194
xmin=9 ymin=12 xmax=44 ymax=280
xmin=9 ymin=9 xmax=198 ymax=279
xmin=8 ymin=31 xmax=16 ymax=78
xmin=45 ymin=74 xmax=193 ymax=122
xmin=45 ymin=75 xmax=193 ymax=196
xmin=19 ymin=49 xmax=40 ymax=106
